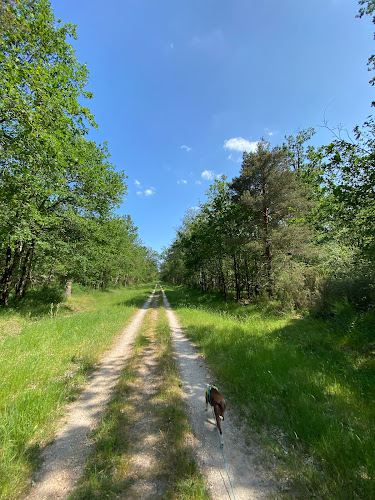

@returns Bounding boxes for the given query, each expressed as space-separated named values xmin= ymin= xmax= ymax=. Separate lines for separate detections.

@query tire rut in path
xmin=25 ymin=291 xmax=156 ymax=500
xmin=162 ymin=289 xmax=277 ymax=500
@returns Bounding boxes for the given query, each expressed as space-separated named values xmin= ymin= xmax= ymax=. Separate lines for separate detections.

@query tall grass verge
xmin=163 ymin=284 xmax=375 ymax=499
xmin=0 ymin=284 xmax=154 ymax=500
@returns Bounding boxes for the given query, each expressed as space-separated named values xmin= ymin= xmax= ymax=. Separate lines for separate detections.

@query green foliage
xmin=162 ymin=126 xmax=374 ymax=319
xmin=162 ymin=138 xmax=318 ymax=307
xmin=0 ymin=1 xmax=158 ymax=304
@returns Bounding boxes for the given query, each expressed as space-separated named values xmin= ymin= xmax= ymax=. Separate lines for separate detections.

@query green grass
xmin=0 ymin=283 xmax=154 ymax=500
xmin=163 ymin=284 xmax=375 ymax=499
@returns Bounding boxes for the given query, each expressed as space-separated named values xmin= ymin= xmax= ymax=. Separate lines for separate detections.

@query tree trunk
xmin=232 ymin=253 xmax=240 ymax=301
xmin=244 ymin=257 xmax=251 ymax=299
xmin=263 ymin=201 xmax=272 ymax=298
xmin=0 ymin=243 xmax=24 ymax=306
xmin=16 ymin=241 xmax=34 ymax=299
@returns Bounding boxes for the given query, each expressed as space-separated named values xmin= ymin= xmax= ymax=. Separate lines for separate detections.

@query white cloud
xmin=265 ymin=128 xmax=277 ymax=137
xmin=145 ymin=187 xmax=155 ymax=196
xmin=201 ymin=170 xmax=215 ymax=180
xmin=216 ymin=173 xmax=223 ymax=179
xmin=136 ymin=191 xmax=142 ymax=196
xmin=227 ymin=154 xmax=232 ymax=160
xmin=181 ymin=144 xmax=192 ymax=152
xmin=196 ymin=180 xmax=202 ymax=185
xmin=170 ymin=42 xmax=174 ymax=49
xmin=177 ymin=179 xmax=188 ymax=185
xmin=134 ymin=179 xmax=141 ymax=186
xmin=224 ymin=137 xmax=258 ymax=153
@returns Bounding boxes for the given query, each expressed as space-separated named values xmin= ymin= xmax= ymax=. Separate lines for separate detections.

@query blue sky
xmin=51 ymin=0 xmax=374 ymax=254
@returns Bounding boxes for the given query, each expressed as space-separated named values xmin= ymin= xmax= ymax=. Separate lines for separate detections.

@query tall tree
xmin=231 ymin=140 xmax=308 ymax=297
xmin=0 ymin=0 xmax=126 ymax=304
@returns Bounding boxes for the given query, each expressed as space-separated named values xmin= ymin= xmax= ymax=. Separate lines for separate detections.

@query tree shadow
xmin=2 ymin=286 xmax=71 ymax=318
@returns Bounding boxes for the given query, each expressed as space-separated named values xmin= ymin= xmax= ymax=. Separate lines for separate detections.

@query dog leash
xmin=210 ymin=405 xmax=237 ymax=500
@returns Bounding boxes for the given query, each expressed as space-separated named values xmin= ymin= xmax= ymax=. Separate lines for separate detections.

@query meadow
xmin=163 ymin=284 xmax=375 ymax=499
xmin=0 ymin=284 xmax=154 ymax=500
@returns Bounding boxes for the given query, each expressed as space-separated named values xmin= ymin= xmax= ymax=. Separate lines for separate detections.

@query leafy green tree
xmin=0 ymin=0 xmax=127 ymax=304
xmin=321 ymin=118 xmax=375 ymax=257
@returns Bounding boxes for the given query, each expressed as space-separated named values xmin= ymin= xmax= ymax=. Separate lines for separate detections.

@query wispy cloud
xmin=134 ymin=179 xmax=141 ymax=186
xmin=177 ymin=179 xmax=188 ymax=185
xmin=188 ymin=29 xmax=224 ymax=50
xmin=201 ymin=170 xmax=215 ymax=181
xmin=196 ymin=180 xmax=202 ymax=185
xmin=170 ymin=42 xmax=174 ymax=49
xmin=181 ymin=144 xmax=192 ymax=152
xmin=224 ymin=137 xmax=258 ymax=153
xmin=265 ymin=128 xmax=277 ymax=137
xmin=136 ymin=185 xmax=155 ymax=196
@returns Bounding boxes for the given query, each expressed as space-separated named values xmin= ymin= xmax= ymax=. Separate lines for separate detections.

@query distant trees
xmin=0 ymin=0 xmax=157 ymax=305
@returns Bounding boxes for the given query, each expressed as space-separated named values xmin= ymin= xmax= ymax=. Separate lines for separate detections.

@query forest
xmin=161 ymin=122 xmax=375 ymax=316
xmin=0 ymin=0 xmax=158 ymax=307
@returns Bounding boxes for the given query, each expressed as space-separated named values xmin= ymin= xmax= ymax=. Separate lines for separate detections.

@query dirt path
xmin=26 ymin=288 xmax=276 ymax=499
xmin=25 ymin=291 xmax=156 ymax=500
xmin=162 ymin=289 xmax=276 ymax=500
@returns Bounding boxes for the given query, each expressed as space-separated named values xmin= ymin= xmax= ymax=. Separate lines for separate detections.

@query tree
xmin=231 ymin=140 xmax=309 ymax=297
xmin=0 ymin=0 xmax=127 ymax=305
xmin=321 ymin=118 xmax=375 ymax=257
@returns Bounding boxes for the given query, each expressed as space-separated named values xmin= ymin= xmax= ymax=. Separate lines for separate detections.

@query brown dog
xmin=205 ymin=384 xmax=226 ymax=435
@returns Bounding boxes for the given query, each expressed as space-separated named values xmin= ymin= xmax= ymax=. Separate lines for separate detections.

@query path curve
xmin=162 ymin=289 xmax=276 ymax=500
xmin=25 ymin=290 xmax=155 ymax=500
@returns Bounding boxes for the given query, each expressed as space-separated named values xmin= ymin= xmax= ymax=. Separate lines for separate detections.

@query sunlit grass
xmin=163 ymin=284 xmax=375 ymax=499
xmin=0 ymin=284 xmax=154 ymax=500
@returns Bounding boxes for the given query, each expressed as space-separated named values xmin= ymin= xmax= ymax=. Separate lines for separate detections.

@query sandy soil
xmin=25 ymin=288 xmax=277 ymax=499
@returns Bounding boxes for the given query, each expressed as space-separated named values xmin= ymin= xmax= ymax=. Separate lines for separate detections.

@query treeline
xmin=161 ymin=125 xmax=375 ymax=313
xmin=0 ymin=0 xmax=158 ymax=306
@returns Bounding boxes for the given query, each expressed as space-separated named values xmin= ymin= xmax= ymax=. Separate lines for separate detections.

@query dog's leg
xmin=214 ymin=405 xmax=222 ymax=435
